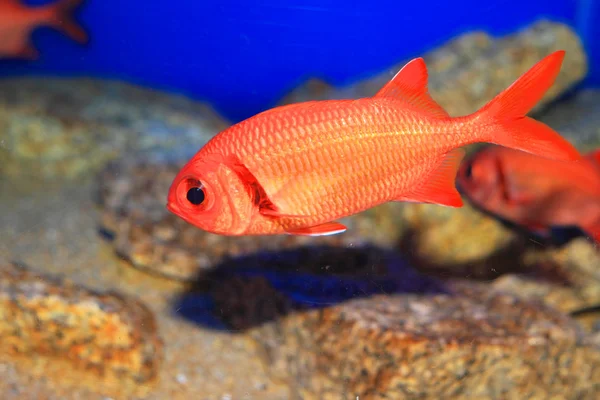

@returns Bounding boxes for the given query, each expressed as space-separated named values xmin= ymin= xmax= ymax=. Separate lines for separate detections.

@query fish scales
xmin=167 ymin=51 xmax=581 ymax=236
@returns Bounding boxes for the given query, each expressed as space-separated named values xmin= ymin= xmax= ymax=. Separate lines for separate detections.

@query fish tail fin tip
xmin=473 ymin=50 xmax=580 ymax=161
xmin=49 ymin=0 xmax=88 ymax=44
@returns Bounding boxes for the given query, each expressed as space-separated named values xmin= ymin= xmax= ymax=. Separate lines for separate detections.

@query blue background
xmin=0 ymin=0 xmax=598 ymax=122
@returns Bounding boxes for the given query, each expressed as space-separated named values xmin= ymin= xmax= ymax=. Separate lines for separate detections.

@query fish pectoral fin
xmin=504 ymin=189 xmax=536 ymax=206
xmin=374 ymin=57 xmax=449 ymax=119
xmin=259 ymin=207 xmax=311 ymax=219
xmin=285 ymin=222 xmax=347 ymax=236
xmin=220 ymin=158 xmax=304 ymax=219
xmin=395 ymin=148 xmax=465 ymax=207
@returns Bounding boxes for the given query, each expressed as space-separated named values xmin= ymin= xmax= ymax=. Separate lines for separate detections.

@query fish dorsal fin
xmin=394 ymin=148 xmax=465 ymax=207
xmin=375 ymin=57 xmax=449 ymax=119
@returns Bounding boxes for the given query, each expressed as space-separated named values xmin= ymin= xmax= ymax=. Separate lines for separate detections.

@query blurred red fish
xmin=457 ymin=145 xmax=600 ymax=244
xmin=0 ymin=0 xmax=87 ymax=59
xmin=167 ymin=51 xmax=581 ymax=237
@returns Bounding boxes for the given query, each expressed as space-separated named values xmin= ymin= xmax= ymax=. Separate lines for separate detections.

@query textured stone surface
xmin=250 ymin=287 xmax=600 ymax=399
xmin=280 ymin=20 xmax=586 ymax=118
xmin=181 ymin=245 xmax=600 ymax=399
xmin=492 ymin=238 xmax=600 ymax=314
xmin=0 ymin=78 xmax=229 ymax=180
xmin=400 ymin=201 xmax=600 ymax=318
xmin=0 ymin=181 xmax=287 ymax=399
xmin=537 ymin=89 xmax=600 ymax=151
xmin=0 ymin=260 xmax=163 ymax=387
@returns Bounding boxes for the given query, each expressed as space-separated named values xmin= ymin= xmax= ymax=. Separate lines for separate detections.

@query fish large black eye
xmin=464 ymin=163 xmax=473 ymax=179
xmin=186 ymin=186 xmax=205 ymax=206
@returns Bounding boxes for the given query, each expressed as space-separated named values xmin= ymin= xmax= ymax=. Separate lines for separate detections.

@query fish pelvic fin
xmin=285 ymin=222 xmax=347 ymax=236
xmin=395 ymin=148 xmax=465 ymax=207
xmin=46 ymin=0 xmax=88 ymax=44
xmin=468 ymin=50 xmax=581 ymax=162
xmin=375 ymin=57 xmax=450 ymax=119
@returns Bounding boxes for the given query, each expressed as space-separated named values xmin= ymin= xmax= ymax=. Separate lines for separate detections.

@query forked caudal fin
xmin=468 ymin=50 xmax=581 ymax=162
xmin=47 ymin=0 xmax=88 ymax=44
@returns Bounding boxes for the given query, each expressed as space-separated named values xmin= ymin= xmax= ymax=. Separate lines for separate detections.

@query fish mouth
xmin=166 ymin=202 xmax=180 ymax=216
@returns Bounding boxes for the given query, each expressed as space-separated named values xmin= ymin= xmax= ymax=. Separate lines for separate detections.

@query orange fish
xmin=167 ymin=50 xmax=581 ymax=237
xmin=456 ymin=145 xmax=600 ymax=244
xmin=0 ymin=0 xmax=87 ymax=59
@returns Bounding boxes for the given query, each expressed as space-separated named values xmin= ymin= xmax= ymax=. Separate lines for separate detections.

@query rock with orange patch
xmin=0 ymin=260 xmax=163 ymax=385
xmin=0 ymin=77 xmax=229 ymax=180
xmin=251 ymin=286 xmax=600 ymax=399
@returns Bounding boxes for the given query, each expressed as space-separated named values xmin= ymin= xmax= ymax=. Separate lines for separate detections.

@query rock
xmin=0 ymin=260 xmax=163 ymax=388
xmin=492 ymin=238 xmax=600 ymax=315
xmin=400 ymin=200 xmax=600 ymax=322
xmin=0 ymin=78 xmax=229 ymax=181
xmin=538 ymin=89 xmax=600 ymax=151
xmin=399 ymin=202 xmax=520 ymax=279
xmin=177 ymin=245 xmax=600 ymax=399
xmin=252 ymin=287 xmax=600 ymax=399
xmin=96 ymin=160 xmax=404 ymax=281
xmin=280 ymin=20 xmax=587 ymax=118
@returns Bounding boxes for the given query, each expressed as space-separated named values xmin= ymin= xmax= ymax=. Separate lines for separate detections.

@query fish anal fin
xmin=286 ymin=222 xmax=347 ymax=236
xmin=395 ymin=148 xmax=465 ymax=207
xmin=375 ymin=57 xmax=449 ymax=119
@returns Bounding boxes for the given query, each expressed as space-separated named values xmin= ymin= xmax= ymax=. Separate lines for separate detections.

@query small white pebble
xmin=222 ymin=395 xmax=232 ymax=400
xmin=176 ymin=373 xmax=188 ymax=384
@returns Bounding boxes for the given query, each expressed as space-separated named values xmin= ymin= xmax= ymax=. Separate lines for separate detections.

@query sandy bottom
xmin=0 ymin=176 xmax=290 ymax=399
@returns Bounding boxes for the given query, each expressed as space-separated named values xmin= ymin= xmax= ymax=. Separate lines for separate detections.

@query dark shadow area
xmin=398 ymin=224 xmax=577 ymax=286
xmin=465 ymin=200 xmax=587 ymax=248
xmin=173 ymin=244 xmax=448 ymax=332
